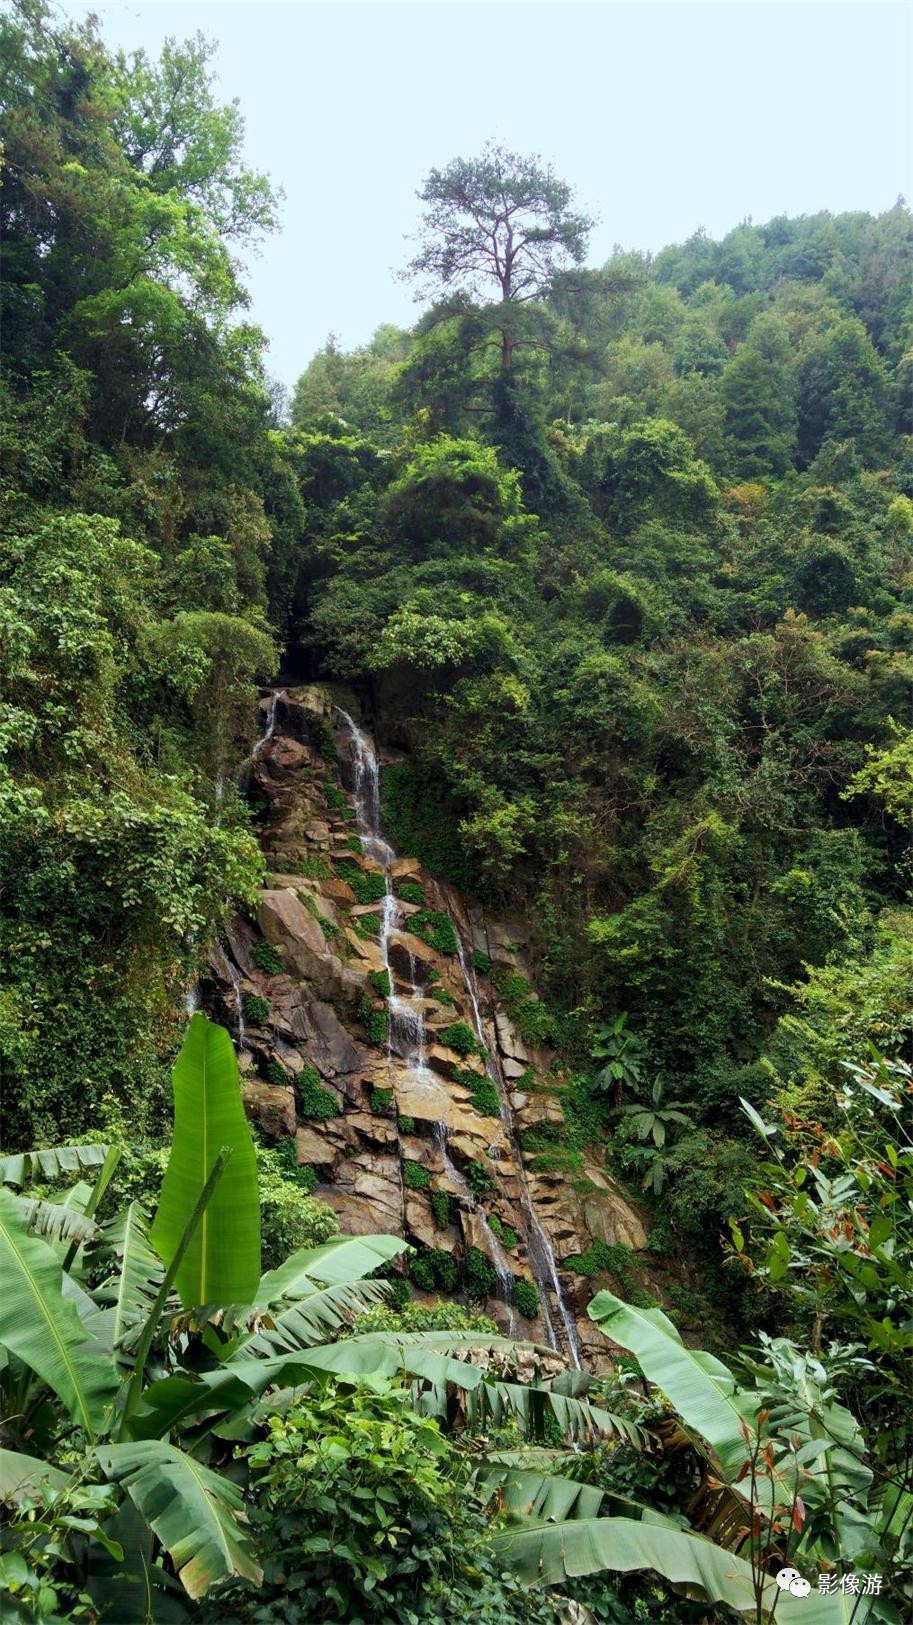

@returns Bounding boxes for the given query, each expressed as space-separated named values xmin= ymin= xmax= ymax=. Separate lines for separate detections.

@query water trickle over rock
xmin=202 ymin=683 xmax=658 ymax=1367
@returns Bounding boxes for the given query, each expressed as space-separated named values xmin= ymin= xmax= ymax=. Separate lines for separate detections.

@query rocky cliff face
xmin=203 ymin=685 xmax=656 ymax=1368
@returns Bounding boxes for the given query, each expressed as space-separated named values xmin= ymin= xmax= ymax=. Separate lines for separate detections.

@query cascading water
xmin=255 ymin=688 xmax=286 ymax=759
xmin=335 ymin=707 xmax=585 ymax=1347
xmin=335 ymin=707 xmax=522 ymax=1332
xmin=455 ymin=937 xmax=582 ymax=1368
xmin=239 ymin=687 xmax=288 ymax=789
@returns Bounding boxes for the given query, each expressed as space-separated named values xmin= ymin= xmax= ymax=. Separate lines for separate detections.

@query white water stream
xmin=456 ymin=939 xmax=582 ymax=1368
xmin=333 ymin=706 xmax=585 ymax=1353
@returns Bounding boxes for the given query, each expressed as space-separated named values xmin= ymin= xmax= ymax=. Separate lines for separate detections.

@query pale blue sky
xmin=88 ymin=1 xmax=912 ymax=388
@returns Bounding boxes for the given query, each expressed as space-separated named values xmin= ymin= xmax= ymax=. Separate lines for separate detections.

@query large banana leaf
xmin=150 ymin=1015 xmax=260 ymax=1308
xmin=494 ymin=1514 xmax=863 ymax=1623
xmin=0 ymin=1188 xmax=117 ymax=1438
xmin=8 ymin=1193 xmax=100 ymax=1245
xmin=97 ymin=1202 xmax=165 ymax=1355
xmin=95 ymin=1439 xmax=262 ymax=1600
xmin=589 ymin=1290 xmax=757 ymax=1478
xmin=86 ymin=1498 xmax=190 ymax=1625
xmin=0 ymin=1144 xmax=109 ymax=1187
xmin=242 ymin=1277 xmax=394 ymax=1353
xmin=255 ymin=1232 xmax=407 ymax=1303
xmin=479 ymin=1464 xmax=605 ymax=1523
xmin=131 ymin=1333 xmax=624 ymax=1446
xmin=60 ymin=1275 xmax=117 ymax=1360
xmin=0 ymin=1448 xmax=71 ymax=1498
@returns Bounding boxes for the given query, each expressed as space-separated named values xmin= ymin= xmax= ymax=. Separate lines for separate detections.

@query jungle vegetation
xmin=1 ymin=3 xmax=911 ymax=1618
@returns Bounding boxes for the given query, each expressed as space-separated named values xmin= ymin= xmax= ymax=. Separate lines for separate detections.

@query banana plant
xmin=482 ymin=1290 xmax=886 ymax=1624
xmin=0 ymin=1014 xmax=630 ymax=1619
xmin=0 ymin=1016 xmax=269 ymax=1611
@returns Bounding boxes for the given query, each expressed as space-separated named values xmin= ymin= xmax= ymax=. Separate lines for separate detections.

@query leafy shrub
xmin=356 ymin=993 xmax=388 ymax=1045
xmin=487 ymin=1214 xmax=517 ymax=1250
xmin=411 ymin=909 xmax=459 ymax=956
xmin=519 ymin=1123 xmax=562 ymax=1151
xmin=253 ymin=942 xmax=284 ymax=976
xmin=370 ymin=1087 xmax=392 ymax=1113
xmin=346 ymin=835 xmax=363 ymax=853
xmin=396 ymin=880 xmax=426 ymax=907
xmin=293 ymin=855 xmax=331 ymax=878
xmin=465 ymin=1245 xmax=497 ymax=1301
xmin=529 ymin=1149 xmax=583 ymax=1174
xmin=324 ymin=783 xmax=350 ymax=812
xmin=297 ymin=1062 xmax=339 ymax=1120
xmin=565 ymin=1241 xmax=637 ymax=1293
xmin=493 ymin=969 xmax=555 ymax=1047
xmin=317 ymin=722 xmax=336 ymax=762
xmin=336 ymin=862 xmax=386 ymax=904
xmin=353 ymin=911 xmax=381 ymax=938
xmin=472 ymin=950 xmax=492 ymax=975
xmin=256 ymin=1145 xmax=337 ymax=1269
xmin=469 ymin=1078 xmax=501 ymax=1117
xmin=514 ymin=1278 xmax=540 ymax=1319
xmin=244 ymin=994 xmax=270 ymax=1025
xmin=432 ymin=988 xmax=457 ymax=1007
xmin=397 ymin=1115 xmax=415 ymax=1134
xmin=402 ymin=1159 xmax=430 ymax=1190
xmin=381 ymin=761 xmax=473 ymax=891
xmin=438 ymin=1021 xmax=478 ymax=1057
xmin=465 ymin=1159 xmax=495 ymax=1197
xmin=408 ymin=1245 xmax=459 ymax=1293
xmin=263 ymin=1058 xmax=287 ymax=1087
xmin=352 ymin=1301 xmax=497 ymax=1336
xmin=430 ymin=1189 xmax=451 ymax=1229
xmin=270 ymin=1135 xmax=315 ymax=1189
xmin=206 ymin=1382 xmax=540 ymax=1623
xmin=369 ymin=968 xmax=391 ymax=998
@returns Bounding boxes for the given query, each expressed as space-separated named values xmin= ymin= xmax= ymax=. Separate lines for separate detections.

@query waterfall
xmin=332 ymin=705 xmax=585 ymax=1352
xmin=455 ymin=936 xmax=582 ymax=1369
xmin=240 ymin=687 xmax=287 ymax=786
xmin=335 ymin=706 xmax=522 ymax=1330
xmin=254 ymin=688 xmax=286 ymax=759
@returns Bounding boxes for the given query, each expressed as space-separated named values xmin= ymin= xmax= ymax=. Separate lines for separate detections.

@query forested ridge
xmin=1 ymin=3 xmax=912 ymax=1621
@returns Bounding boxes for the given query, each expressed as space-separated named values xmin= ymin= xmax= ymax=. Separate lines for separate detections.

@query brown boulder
xmin=387 ymin=930 xmax=439 ymax=983
xmin=425 ymin=1044 xmax=484 ymax=1082
xmin=288 ymin=997 xmax=367 ymax=1079
xmin=242 ymin=1081 xmax=296 ymax=1140
xmin=390 ymin=856 xmax=422 ymax=878
xmin=495 ymin=1013 xmax=529 ymax=1063
xmin=295 ymin=1125 xmax=340 ymax=1166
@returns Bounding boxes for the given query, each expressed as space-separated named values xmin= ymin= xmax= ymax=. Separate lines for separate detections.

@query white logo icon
xmin=775 ymin=1568 xmax=810 ymax=1597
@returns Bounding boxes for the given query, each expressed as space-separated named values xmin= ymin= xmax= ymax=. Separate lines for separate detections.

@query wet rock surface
xmin=206 ymin=684 xmax=661 ymax=1369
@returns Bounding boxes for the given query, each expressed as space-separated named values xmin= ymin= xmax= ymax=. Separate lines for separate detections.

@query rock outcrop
xmin=203 ymin=684 xmax=661 ymax=1369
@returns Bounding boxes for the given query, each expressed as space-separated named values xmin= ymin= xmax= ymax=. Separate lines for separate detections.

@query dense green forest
xmin=1 ymin=2 xmax=911 ymax=1621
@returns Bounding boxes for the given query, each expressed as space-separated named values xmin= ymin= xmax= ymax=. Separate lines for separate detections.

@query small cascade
xmin=184 ymin=983 xmax=201 ymax=1015
xmin=335 ymin=707 xmax=394 ymax=869
xmin=213 ymin=945 xmax=248 ymax=1053
xmin=254 ymin=688 xmax=286 ymax=760
xmin=240 ymin=687 xmax=287 ymax=787
xmin=429 ymin=1123 xmax=518 ymax=1335
xmin=455 ymin=937 xmax=582 ymax=1368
